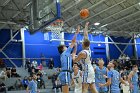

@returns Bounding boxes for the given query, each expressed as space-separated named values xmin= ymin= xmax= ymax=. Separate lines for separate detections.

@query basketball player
xmin=26 ymin=74 xmax=39 ymax=93
xmin=72 ymin=22 xmax=98 ymax=93
xmin=128 ymin=65 xmax=139 ymax=93
xmin=95 ymin=59 xmax=108 ymax=93
xmin=99 ymin=61 xmax=127 ymax=93
xmin=71 ymin=63 xmax=82 ymax=93
xmin=57 ymin=26 xmax=80 ymax=93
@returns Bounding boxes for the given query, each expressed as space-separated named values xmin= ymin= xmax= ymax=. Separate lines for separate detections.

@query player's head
xmin=98 ymin=59 xmax=104 ymax=66
xmin=57 ymin=45 xmax=67 ymax=54
xmin=73 ymin=63 xmax=79 ymax=71
xmin=32 ymin=74 xmax=37 ymax=80
xmin=107 ymin=61 xmax=117 ymax=69
xmin=82 ymin=39 xmax=90 ymax=49
xmin=123 ymin=75 xmax=128 ymax=81
xmin=132 ymin=65 xmax=138 ymax=72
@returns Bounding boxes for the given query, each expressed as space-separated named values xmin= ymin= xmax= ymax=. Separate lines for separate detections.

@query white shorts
xmin=83 ymin=71 xmax=95 ymax=83
xmin=74 ymin=87 xmax=82 ymax=93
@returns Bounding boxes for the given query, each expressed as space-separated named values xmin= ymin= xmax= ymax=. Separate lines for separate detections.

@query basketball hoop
xmin=46 ymin=19 xmax=64 ymax=39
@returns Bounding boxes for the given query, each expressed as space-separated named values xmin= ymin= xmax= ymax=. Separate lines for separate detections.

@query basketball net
xmin=46 ymin=19 xmax=63 ymax=39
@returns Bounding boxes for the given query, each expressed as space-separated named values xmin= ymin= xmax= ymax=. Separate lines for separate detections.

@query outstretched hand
xmin=85 ymin=22 xmax=89 ymax=27
xmin=76 ymin=25 xmax=80 ymax=34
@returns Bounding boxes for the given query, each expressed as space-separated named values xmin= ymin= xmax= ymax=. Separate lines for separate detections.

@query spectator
xmin=11 ymin=68 xmax=20 ymax=77
xmin=11 ymin=67 xmax=16 ymax=77
xmin=30 ymin=69 xmax=35 ymax=77
xmin=22 ymin=76 xmax=29 ymax=89
xmin=119 ymin=54 xmax=123 ymax=60
xmin=40 ymin=53 xmax=46 ymax=67
xmin=37 ymin=70 xmax=43 ymax=78
xmin=120 ymin=75 xmax=130 ymax=93
xmin=32 ymin=60 xmax=38 ymax=69
xmin=0 ymin=59 xmax=5 ymax=68
xmin=0 ymin=68 xmax=7 ymax=81
xmin=14 ymin=78 xmax=22 ymax=90
xmin=37 ymin=75 xmax=45 ymax=89
xmin=126 ymin=55 xmax=130 ymax=62
xmin=52 ymin=72 xmax=58 ymax=83
xmin=25 ymin=58 xmax=31 ymax=70
xmin=6 ymin=68 xmax=11 ymax=78
xmin=48 ymin=58 xmax=54 ymax=69
xmin=51 ymin=72 xmax=61 ymax=92
xmin=0 ymin=81 xmax=6 ymax=93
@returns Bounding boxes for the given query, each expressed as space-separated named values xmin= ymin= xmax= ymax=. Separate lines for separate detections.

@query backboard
xmin=29 ymin=0 xmax=61 ymax=33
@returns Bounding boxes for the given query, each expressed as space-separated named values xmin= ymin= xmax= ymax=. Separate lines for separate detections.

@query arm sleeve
xmin=65 ymin=47 xmax=72 ymax=54
xmin=107 ymin=71 xmax=112 ymax=79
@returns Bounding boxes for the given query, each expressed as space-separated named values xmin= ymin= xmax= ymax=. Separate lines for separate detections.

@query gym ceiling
xmin=0 ymin=0 xmax=140 ymax=37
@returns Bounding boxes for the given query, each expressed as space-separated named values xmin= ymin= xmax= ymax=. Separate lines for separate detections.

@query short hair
xmin=111 ymin=61 xmax=118 ymax=68
xmin=132 ymin=65 xmax=137 ymax=68
xmin=57 ymin=45 xmax=65 ymax=54
xmin=82 ymin=39 xmax=90 ymax=48
xmin=98 ymin=59 xmax=104 ymax=63
xmin=73 ymin=63 xmax=79 ymax=67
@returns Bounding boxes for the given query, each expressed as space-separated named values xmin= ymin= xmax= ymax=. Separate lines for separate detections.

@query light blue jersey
xmin=28 ymin=80 xmax=37 ymax=93
xmin=131 ymin=72 xmax=139 ymax=93
xmin=59 ymin=47 xmax=73 ymax=85
xmin=95 ymin=66 xmax=107 ymax=92
xmin=60 ymin=47 xmax=72 ymax=71
xmin=107 ymin=69 xmax=121 ymax=93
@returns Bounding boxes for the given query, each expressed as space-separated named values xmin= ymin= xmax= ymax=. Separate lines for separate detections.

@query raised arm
xmin=72 ymin=26 xmax=80 ymax=53
xmin=72 ymin=43 xmax=77 ymax=54
xmin=70 ymin=25 xmax=80 ymax=48
xmin=83 ymin=22 xmax=89 ymax=40
xmin=73 ymin=51 xmax=86 ymax=63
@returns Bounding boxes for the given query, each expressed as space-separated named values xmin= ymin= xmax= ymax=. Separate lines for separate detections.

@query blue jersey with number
xmin=60 ymin=47 xmax=72 ymax=71
xmin=107 ymin=69 xmax=121 ymax=91
xmin=95 ymin=66 xmax=107 ymax=83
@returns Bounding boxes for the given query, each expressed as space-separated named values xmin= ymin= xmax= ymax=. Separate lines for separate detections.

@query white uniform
xmin=72 ymin=70 xmax=82 ymax=93
xmin=81 ymin=49 xmax=95 ymax=83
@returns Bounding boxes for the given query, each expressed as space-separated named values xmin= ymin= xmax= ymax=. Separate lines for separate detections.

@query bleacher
xmin=0 ymin=67 xmax=75 ymax=93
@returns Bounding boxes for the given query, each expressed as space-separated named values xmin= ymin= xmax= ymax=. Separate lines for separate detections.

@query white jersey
xmin=72 ymin=70 xmax=82 ymax=93
xmin=81 ymin=49 xmax=95 ymax=83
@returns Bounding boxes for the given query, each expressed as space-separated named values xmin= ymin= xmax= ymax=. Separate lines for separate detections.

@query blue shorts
xmin=132 ymin=84 xmax=139 ymax=93
xmin=58 ymin=71 xmax=71 ymax=86
xmin=111 ymin=90 xmax=120 ymax=93
xmin=95 ymin=83 xmax=108 ymax=92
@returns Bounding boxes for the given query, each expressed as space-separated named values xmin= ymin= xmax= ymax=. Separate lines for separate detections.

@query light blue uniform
xmin=28 ymin=80 xmax=37 ymax=93
xmin=95 ymin=66 xmax=108 ymax=93
xmin=131 ymin=72 xmax=139 ymax=93
xmin=107 ymin=69 xmax=121 ymax=93
xmin=58 ymin=47 xmax=73 ymax=85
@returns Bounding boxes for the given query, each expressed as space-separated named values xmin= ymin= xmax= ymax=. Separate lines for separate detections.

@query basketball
xmin=80 ymin=9 xmax=89 ymax=19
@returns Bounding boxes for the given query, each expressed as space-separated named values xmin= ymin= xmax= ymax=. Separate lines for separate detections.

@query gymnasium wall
xmin=109 ymin=36 xmax=134 ymax=60
xmin=136 ymin=38 xmax=140 ymax=59
xmin=24 ymin=30 xmax=61 ymax=67
xmin=0 ymin=29 xmax=22 ymax=67
xmin=0 ymin=29 xmax=136 ymax=67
